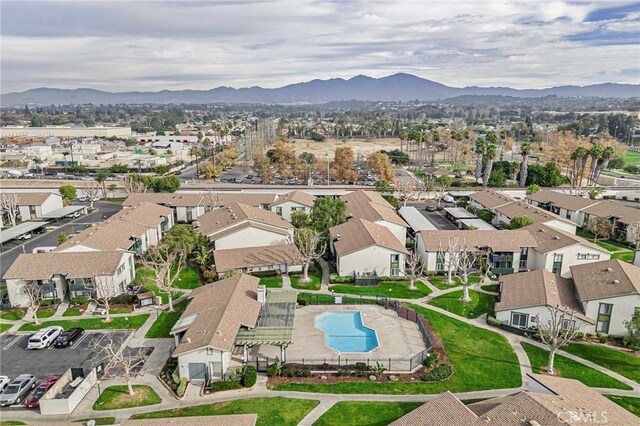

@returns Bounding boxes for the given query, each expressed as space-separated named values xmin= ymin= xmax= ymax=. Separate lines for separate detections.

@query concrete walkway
xmin=316 ymin=257 xmax=331 ymax=287
xmin=282 ymin=273 xmax=293 ymax=290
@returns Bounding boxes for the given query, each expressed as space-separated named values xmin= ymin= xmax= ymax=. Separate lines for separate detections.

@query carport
xmin=0 ymin=221 xmax=49 ymax=245
xmin=41 ymin=205 xmax=88 ymax=221
xmin=399 ymin=206 xmax=438 ymax=234
xmin=459 ymin=218 xmax=496 ymax=230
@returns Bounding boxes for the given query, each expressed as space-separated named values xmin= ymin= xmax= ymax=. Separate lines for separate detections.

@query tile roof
xmin=3 ymin=251 xmax=127 ymax=280
xmin=197 ymin=202 xmax=292 ymax=238
xmin=469 ymin=190 xmax=516 ymax=209
xmin=525 ymin=223 xmax=608 ymax=254
xmin=582 ymin=201 xmax=640 ymax=226
xmin=342 ymin=190 xmax=407 ymax=227
xmin=110 ymin=202 xmax=173 ymax=228
xmin=271 ymin=190 xmax=316 ymax=207
xmin=5 ymin=192 xmax=60 ymax=206
xmin=213 ymin=244 xmax=303 ymax=272
xmin=495 ymin=270 xmax=592 ymax=323
xmin=172 ymin=274 xmax=262 ymax=355
xmin=329 ymin=218 xmax=409 ymax=256
xmin=570 ymin=259 xmax=640 ymax=301
xmin=418 ymin=229 xmax=538 ymax=252
xmin=527 ymin=190 xmax=599 ymax=212
xmin=495 ymin=200 xmax=575 ymax=226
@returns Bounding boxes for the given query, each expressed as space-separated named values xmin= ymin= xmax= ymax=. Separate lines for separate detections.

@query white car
xmin=17 ymin=233 xmax=32 ymax=240
xmin=0 ymin=376 xmax=10 ymax=394
xmin=27 ymin=326 xmax=64 ymax=349
xmin=67 ymin=212 xmax=81 ymax=219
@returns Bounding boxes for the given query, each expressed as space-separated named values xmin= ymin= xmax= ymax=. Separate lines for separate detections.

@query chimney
xmin=257 ymin=285 xmax=266 ymax=304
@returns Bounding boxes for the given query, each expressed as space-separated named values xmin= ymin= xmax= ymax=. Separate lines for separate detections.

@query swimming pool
xmin=315 ymin=311 xmax=379 ymax=353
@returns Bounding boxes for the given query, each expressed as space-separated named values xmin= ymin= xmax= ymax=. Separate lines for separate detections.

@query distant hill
xmin=2 ymin=73 xmax=638 ymax=105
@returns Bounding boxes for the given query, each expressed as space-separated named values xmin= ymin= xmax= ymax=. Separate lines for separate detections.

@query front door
xmin=188 ymin=363 xmax=207 ymax=380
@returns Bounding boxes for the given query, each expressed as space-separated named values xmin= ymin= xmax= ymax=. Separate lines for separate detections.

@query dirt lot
xmin=287 ymin=137 xmax=402 ymax=158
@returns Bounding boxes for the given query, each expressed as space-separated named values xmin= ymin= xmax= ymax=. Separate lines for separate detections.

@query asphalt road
xmin=0 ymin=201 xmax=123 ymax=278
xmin=0 ymin=330 xmax=131 ymax=380
xmin=407 ymin=202 xmax=458 ymax=230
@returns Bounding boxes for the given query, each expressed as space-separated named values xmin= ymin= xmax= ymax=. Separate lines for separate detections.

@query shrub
xmin=176 ymin=378 xmax=188 ymax=398
xmin=436 ymin=206 xmax=444 ymax=211
xmin=71 ymin=296 xmax=89 ymax=305
xmin=267 ymin=363 xmax=278 ymax=378
xmin=321 ymin=362 xmax=330 ymax=370
xmin=109 ymin=294 xmax=136 ymax=305
xmin=171 ymin=368 xmax=181 ymax=385
xmin=622 ymin=196 xmax=628 ymax=201
xmin=603 ymin=195 xmax=616 ymax=200
xmin=242 ymin=366 xmax=257 ymax=387
xmin=422 ymin=351 xmax=440 ymax=369
xmin=336 ymin=369 xmax=352 ymax=377
xmin=486 ymin=316 xmax=502 ymax=327
xmin=635 ymin=198 xmax=640 ymax=202
xmin=377 ymin=276 xmax=409 ymax=282
xmin=281 ymin=367 xmax=295 ymax=377
xmin=355 ymin=362 xmax=368 ymax=371
xmin=329 ymin=274 xmax=355 ymax=283
xmin=598 ymin=336 xmax=607 ymax=343
xmin=421 ymin=363 xmax=453 ymax=382
xmin=40 ymin=298 xmax=61 ymax=306
xmin=210 ymin=380 xmax=242 ymax=393
xmin=249 ymin=270 xmax=279 ymax=278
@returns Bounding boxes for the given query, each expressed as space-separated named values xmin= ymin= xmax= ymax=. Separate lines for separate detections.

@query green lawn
xmin=172 ymin=266 xmax=201 ymax=289
xmin=131 ymin=397 xmax=319 ymax=426
xmin=259 ymin=277 xmax=283 ymax=288
xmin=329 ymin=280 xmax=431 ymax=299
xmin=428 ymin=276 xmax=482 ymax=290
xmin=298 ymin=292 xmax=382 ymax=306
xmin=291 ymin=273 xmax=322 ymax=290
xmin=134 ymin=266 xmax=187 ymax=303
xmin=563 ymin=343 xmax=640 ymax=384
xmin=19 ymin=314 xmax=150 ymax=331
xmin=36 ymin=308 xmax=56 ymax=319
xmin=521 ymin=342 xmax=631 ymax=390
xmin=597 ymin=241 xmax=624 ymax=252
xmin=480 ymin=284 xmax=499 ymax=292
xmin=612 ymin=251 xmax=634 ymax=263
xmin=0 ymin=324 xmax=13 ymax=334
xmin=0 ymin=421 xmax=27 ymax=425
xmin=63 ymin=308 xmax=83 ymax=317
xmin=605 ymin=395 xmax=640 ymax=417
xmin=624 ymin=150 xmax=640 ymax=164
xmin=145 ymin=299 xmax=189 ymax=338
xmin=75 ymin=417 xmax=116 ymax=425
xmin=428 ymin=290 xmax=495 ymax=319
xmin=272 ymin=305 xmax=521 ymax=394
xmin=93 ymin=385 xmax=161 ymax=411
xmin=0 ymin=310 xmax=24 ymax=321
xmin=314 ymin=401 xmax=422 ymax=426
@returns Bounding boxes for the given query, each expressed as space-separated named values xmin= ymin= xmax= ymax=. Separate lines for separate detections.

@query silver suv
xmin=0 ymin=374 xmax=36 ymax=406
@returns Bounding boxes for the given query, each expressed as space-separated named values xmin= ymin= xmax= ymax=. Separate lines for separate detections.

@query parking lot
xmin=0 ymin=330 xmax=131 ymax=380
xmin=408 ymin=202 xmax=458 ymax=230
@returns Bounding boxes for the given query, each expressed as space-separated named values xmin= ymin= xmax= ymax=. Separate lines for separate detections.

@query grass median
xmin=562 ymin=343 xmax=640 ymax=384
xmin=330 ymin=280 xmax=431 ymax=299
xmin=19 ymin=314 xmax=150 ymax=331
xmin=427 ymin=289 xmax=495 ymax=318
xmin=314 ymin=401 xmax=422 ymax=426
xmin=93 ymin=385 xmax=161 ymax=411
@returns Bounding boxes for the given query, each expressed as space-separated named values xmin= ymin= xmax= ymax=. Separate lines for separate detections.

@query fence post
xmin=388 ymin=358 xmax=391 ymax=371
xmin=367 ymin=358 xmax=370 ymax=368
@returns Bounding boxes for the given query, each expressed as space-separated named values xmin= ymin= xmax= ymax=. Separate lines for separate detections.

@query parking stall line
xmin=71 ymin=332 xmax=90 ymax=349
xmin=2 ymin=335 xmax=24 ymax=351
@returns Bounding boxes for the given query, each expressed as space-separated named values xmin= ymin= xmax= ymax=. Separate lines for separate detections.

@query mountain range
xmin=2 ymin=73 xmax=638 ymax=105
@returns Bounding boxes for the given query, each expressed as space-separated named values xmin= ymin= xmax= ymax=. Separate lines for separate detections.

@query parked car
xmin=442 ymin=195 xmax=455 ymax=203
xmin=0 ymin=376 xmax=10 ymax=394
xmin=425 ymin=205 xmax=437 ymax=212
xmin=17 ymin=233 xmax=32 ymax=240
xmin=24 ymin=379 xmax=57 ymax=408
xmin=44 ymin=375 xmax=61 ymax=384
xmin=27 ymin=326 xmax=64 ymax=350
xmin=67 ymin=211 xmax=81 ymax=219
xmin=77 ymin=196 xmax=88 ymax=202
xmin=54 ymin=327 xmax=84 ymax=348
xmin=233 ymin=177 xmax=243 ymax=183
xmin=0 ymin=375 xmax=37 ymax=406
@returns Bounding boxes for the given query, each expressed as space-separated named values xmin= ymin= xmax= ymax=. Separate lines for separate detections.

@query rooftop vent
xmin=613 ymin=279 xmax=620 ymax=284
xmin=553 ymin=236 xmax=560 ymax=240
xmin=606 ymin=267 xmax=614 ymax=273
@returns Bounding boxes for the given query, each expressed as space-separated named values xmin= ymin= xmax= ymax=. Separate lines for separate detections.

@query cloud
xmin=1 ymin=0 xmax=639 ymax=93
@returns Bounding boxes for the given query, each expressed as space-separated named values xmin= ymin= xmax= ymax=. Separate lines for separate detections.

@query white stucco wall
xmin=582 ymin=294 xmax=640 ymax=335
xmin=41 ymin=194 xmax=64 ymax=215
xmin=270 ymin=201 xmax=312 ymax=222
xmin=212 ymin=226 xmax=292 ymax=250
xmin=495 ymin=305 xmax=592 ymax=333
xmin=377 ymin=220 xmax=407 ymax=245
xmin=177 ymin=347 xmax=231 ymax=380
xmin=530 ymin=244 xmax=611 ymax=279
xmin=542 ymin=219 xmax=577 ymax=234
xmin=337 ymin=246 xmax=405 ymax=276
xmin=175 ymin=205 xmax=205 ymax=222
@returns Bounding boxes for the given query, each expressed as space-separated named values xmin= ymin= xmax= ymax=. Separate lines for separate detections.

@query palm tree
xmin=474 ymin=138 xmax=485 ymax=184
xmin=572 ymin=146 xmax=589 ymax=187
xmin=518 ymin=142 xmax=531 ymax=187
xmin=588 ymin=144 xmax=603 ymax=185
xmin=594 ymin=146 xmax=614 ymax=183
xmin=483 ymin=144 xmax=497 ymax=188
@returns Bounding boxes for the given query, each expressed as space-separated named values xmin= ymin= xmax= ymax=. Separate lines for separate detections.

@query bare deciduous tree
xmin=405 ymin=250 xmax=424 ymax=290
xmin=626 ymin=222 xmax=640 ymax=250
xmin=435 ymin=184 xmax=446 ymax=209
xmin=534 ymin=305 xmax=580 ymax=375
xmin=21 ymin=280 xmax=44 ymax=325
xmin=83 ymin=181 xmax=102 ymax=209
xmin=85 ymin=275 xmax=117 ymax=323
xmin=1 ymin=193 xmax=20 ymax=227
xmin=437 ymin=236 xmax=463 ymax=286
xmin=294 ymin=228 xmax=326 ymax=283
xmin=417 ymin=175 xmax=435 ymax=202
xmin=395 ymin=179 xmax=416 ymax=207
xmin=91 ymin=338 xmax=146 ymax=396
xmin=586 ymin=217 xmax=614 ymax=243
xmin=454 ymin=243 xmax=477 ymax=302
xmin=123 ymin=175 xmax=148 ymax=194
xmin=141 ymin=245 xmax=186 ymax=312
xmin=202 ymin=189 xmax=222 ymax=212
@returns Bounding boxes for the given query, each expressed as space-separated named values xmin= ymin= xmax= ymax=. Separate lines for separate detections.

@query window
xmin=206 ymin=348 xmax=214 ymax=356
xmin=186 ymin=207 xmax=194 ymax=222
xmin=565 ymin=210 xmax=572 ymax=220
xmin=596 ymin=303 xmax=613 ymax=333
xmin=291 ymin=207 xmax=304 ymax=212
xmin=519 ymin=247 xmax=529 ymax=270
xmin=552 ymin=253 xmax=563 ymax=274
xmin=116 ymin=264 xmax=125 ymax=275
xmin=436 ymin=252 xmax=445 ymax=272
xmin=511 ymin=312 xmax=528 ymax=327
xmin=562 ymin=319 xmax=576 ymax=330
xmin=390 ymin=254 xmax=400 ymax=276
xmin=275 ymin=206 xmax=283 ymax=216
xmin=577 ymin=253 xmax=600 ymax=260
xmin=29 ymin=205 xmax=37 ymax=218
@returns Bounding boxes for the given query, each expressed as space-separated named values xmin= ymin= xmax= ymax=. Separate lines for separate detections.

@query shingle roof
xmin=582 ymin=201 xmax=640 ymax=226
xmin=271 ymin=190 xmax=315 ymax=207
xmin=172 ymin=274 xmax=262 ymax=355
xmin=418 ymin=229 xmax=538 ymax=252
xmin=56 ymin=218 xmax=147 ymax=252
xmin=123 ymin=192 xmax=277 ymax=208
xmin=570 ymin=259 xmax=640 ymax=301
xmin=495 ymin=270 xmax=592 ymax=323
xmin=469 ymin=190 xmax=515 ymax=209
xmin=213 ymin=244 xmax=303 ymax=272
xmin=390 ymin=391 xmax=477 ymax=426
xmin=527 ymin=190 xmax=599 ymax=212
xmin=342 ymin=190 xmax=407 ymax=227
xmin=5 ymin=192 xmax=60 ymax=206
xmin=3 ymin=251 xmax=127 ymax=280
xmin=329 ymin=218 xmax=409 ymax=256
xmin=495 ymin=200 xmax=575 ymax=225
xmin=197 ymin=202 xmax=292 ymax=237
xmin=525 ymin=222 xmax=608 ymax=254
xmin=110 ymin=202 xmax=173 ymax=228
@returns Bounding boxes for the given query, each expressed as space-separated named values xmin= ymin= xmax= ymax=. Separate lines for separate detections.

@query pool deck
xmin=250 ymin=304 xmax=426 ymax=362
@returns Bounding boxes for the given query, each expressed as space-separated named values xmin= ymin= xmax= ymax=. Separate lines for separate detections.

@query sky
xmin=1 ymin=0 xmax=639 ymax=93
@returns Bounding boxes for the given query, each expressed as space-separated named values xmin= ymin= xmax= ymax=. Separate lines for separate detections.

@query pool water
xmin=315 ymin=311 xmax=379 ymax=353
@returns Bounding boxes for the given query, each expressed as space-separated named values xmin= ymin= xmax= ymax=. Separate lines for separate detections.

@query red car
xmin=24 ymin=377 xmax=59 ymax=408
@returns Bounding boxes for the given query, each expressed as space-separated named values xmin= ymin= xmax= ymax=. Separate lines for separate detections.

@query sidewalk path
xmin=316 ymin=257 xmax=331 ymax=287
xmin=282 ymin=273 xmax=293 ymax=290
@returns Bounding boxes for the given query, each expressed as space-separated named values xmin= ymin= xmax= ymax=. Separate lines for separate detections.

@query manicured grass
xmin=428 ymin=276 xmax=482 ymax=290
xmin=521 ymin=342 xmax=631 ymax=390
xmin=131 ymin=397 xmax=319 ymax=426
xmin=298 ymin=292 xmax=382 ymax=305
xmin=291 ymin=273 xmax=322 ymax=290
xmin=173 ymin=266 xmax=201 ymax=289
xmin=330 ymin=280 xmax=431 ymax=299
xmin=63 ymin=308 xmax=83 ymax=317
xmin=145 ymin=299 xmax=189 ymax=338
xmin=135 ymin=267 xmax=186 ymax=303
xmin=259 ymin=277 xmax=283 ymax=288
xmin=605 ymin=395 xmax=640 ymax=416
xmin=107 ymin=307 xmax=134 ymax=315
xmin=75 ymin=417 xmax=116 ymax=425
xmin=0 ymin=309 xmax=24 ymax=321
xmin=563 ymin=343 xmax=640 ymax=383
xmin=0 ymin=324 xmax=13 ymax=334
xmin=612 ymin=251 xmax=634 ymax=262
xmin=103 ymin=198 xmax=126 ymax=203
xmin=428 ymin=290 xmax=495 ymax=319
xmin=314 ymin=401 xmax=423 ymax=426
xmin=480 ymin=284 xmax=499 ymax=292
xmin=0 ymin=421 xmax=27 ymax=425
xmin=93 ymin=385 xmax=161 ymax=411
xmin=272 ymin=305 xmax=521 ymax=394
xmin=19 ymin=314 xmax=150 ymax=331
xmin=597 ymin=241 xmax=624 ymax=252
xmin=624 ymin=150 xmax=640 ymax=164
xmin=36 ymin=308 xmax=56 ymax=319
